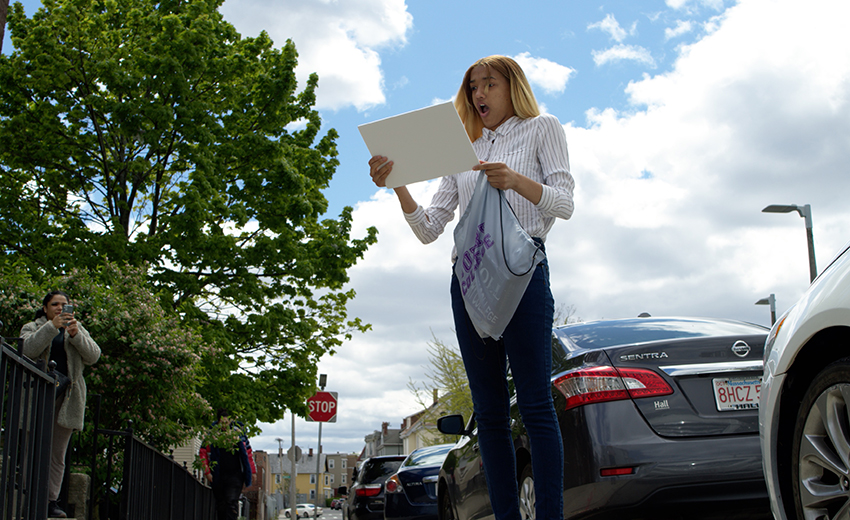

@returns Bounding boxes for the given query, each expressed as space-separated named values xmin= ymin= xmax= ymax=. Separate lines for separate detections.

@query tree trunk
xmin=0 ymin=0 xmax=9 ymax=54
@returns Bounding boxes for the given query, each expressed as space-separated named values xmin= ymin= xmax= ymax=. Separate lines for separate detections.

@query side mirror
xmin=437 ymin=415 xmax=466 ymax=435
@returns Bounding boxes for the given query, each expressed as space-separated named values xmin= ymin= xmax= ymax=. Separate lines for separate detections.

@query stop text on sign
xmin=306 ymin=391 xmax=338 ymax=423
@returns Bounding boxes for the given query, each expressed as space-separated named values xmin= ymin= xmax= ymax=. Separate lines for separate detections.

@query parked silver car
xmin=760 ymin=240 xmax=850 ymax=520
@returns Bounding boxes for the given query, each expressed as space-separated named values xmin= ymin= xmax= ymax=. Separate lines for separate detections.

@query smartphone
xmin=62 ymin=304 xmax=74 ymax=314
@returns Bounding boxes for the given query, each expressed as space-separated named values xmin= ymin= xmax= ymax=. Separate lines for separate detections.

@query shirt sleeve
xmin=535 ymin=115 xmax=575 ymax=221
xmin=402 ymin=175 xmax=459 ymax=244
xmin=199 ymin=445 xmax=213 ymax=481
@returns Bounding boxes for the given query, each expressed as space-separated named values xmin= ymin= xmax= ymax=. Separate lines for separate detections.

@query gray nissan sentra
xmin=437 ymin=316 xmax=773 ymax=520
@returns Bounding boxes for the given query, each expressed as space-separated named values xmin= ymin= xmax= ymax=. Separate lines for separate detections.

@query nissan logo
xmin=731 ymin=340 xmax=751 ymax=357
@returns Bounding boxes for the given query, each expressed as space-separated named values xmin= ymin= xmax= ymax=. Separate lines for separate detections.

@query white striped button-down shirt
xmin=404 ymin=113 xmax=575 ymax=259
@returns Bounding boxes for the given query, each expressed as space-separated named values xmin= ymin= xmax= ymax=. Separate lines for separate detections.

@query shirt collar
xmin=481 ymin=116 xmax=521 ymax=140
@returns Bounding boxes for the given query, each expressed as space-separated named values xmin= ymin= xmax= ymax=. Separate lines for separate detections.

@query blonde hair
xmin=454 ymin=55 xmax=540 ymax=142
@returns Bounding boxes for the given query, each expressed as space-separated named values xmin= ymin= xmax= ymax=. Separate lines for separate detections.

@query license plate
xmin=712 ymin=377 xmax=762 ymax=411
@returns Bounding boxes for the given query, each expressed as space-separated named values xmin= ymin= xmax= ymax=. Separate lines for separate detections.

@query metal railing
xmin=0 ymin=335 xmax=56 ymax=520
xmin=1 ymin=333 xmax=216 ymax=520
xmin=86 ymin=395 xmax=215 ymax=520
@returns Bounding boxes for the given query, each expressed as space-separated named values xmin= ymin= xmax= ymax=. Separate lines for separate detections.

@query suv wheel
xmin=518 ymin=464 xmax=535 ymax=520
xmin=439 ymin=488 xmax=455 ymax=520
xmin=792 ymin=360 xmax=850 ymax=520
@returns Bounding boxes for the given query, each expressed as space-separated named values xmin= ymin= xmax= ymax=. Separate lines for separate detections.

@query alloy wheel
xmin=796 ymin=380 xmax=850 ymax=519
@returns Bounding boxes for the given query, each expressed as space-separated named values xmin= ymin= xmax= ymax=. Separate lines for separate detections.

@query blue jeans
xmin=451 ymin=256 xmax=564 ymax=520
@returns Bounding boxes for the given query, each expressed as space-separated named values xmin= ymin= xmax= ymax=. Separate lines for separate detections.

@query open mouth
xmin=479 ymin=103 xmax=489 ymax=118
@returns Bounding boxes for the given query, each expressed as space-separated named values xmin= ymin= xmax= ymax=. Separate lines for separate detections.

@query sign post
xmin=307 ymin=377 xmax=336 ymax=519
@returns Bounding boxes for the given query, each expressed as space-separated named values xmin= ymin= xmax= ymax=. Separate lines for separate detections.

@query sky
xmin=5 ymin=0 xmax=850 ymax=457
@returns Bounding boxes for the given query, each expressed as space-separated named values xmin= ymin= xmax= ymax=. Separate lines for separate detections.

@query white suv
xmin=760 ymin=240 xmax=850 ymax=520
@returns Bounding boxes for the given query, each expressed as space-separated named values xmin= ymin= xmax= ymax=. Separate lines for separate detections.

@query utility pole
xmin=290 ymin=413 xmax=297 ymax=520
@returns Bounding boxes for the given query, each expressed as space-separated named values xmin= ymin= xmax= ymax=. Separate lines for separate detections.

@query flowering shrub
xmin=0 ymin=262 xmax=211 ymax=450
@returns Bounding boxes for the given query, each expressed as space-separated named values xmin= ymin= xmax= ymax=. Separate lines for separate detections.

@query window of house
xmin=310 ymin=490 xmax=316 ymax=499
xmin=329 ymin=459 xmax=335 ymax=469
xmin=342 ymin=459 xmax=347 ymax=469
xmin=342 ymin=474 xmax=346 ymax=484
xmin=275 ymin=475 xmax=281 ymax=484
xmin=310 ymin=474 xmax=317 ymax=485
xmin=325 ymin=475 xmax=330 ymax=485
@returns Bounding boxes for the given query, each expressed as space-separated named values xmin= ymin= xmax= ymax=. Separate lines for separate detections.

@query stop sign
xmin=306 ymin=391 xmax=338 ymax=422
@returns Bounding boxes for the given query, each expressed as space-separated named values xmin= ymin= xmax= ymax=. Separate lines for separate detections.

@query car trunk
xmin=398 ymin=468 xmax=439 ymax=503
xmin=607 ymin=334 xmax=766 ymax=437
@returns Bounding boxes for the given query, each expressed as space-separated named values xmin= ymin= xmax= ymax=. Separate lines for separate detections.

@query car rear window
xmin=556 ymin=317 xmax=767 ymax=349
xmin=361 ymin=459 xmax=403 ymax=484
xmin=402 ymin=445 xmax=453 ymax=468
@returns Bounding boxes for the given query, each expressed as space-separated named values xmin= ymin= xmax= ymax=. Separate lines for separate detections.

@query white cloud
xmin=592 ymin=44 xmax=656 ymax=67
xmin=564 ymin=0 xmax=850 ymax=327
xmin=666 ymin=0 xmax=725 ymax=11
xmin=588 ymin=13 xmax=629 ymax=42
xmin=219 ymin=0 xmax=413 ymax=111
xmin=665 ymin=19 xmax=693 ymax=40
xmin=512 ymin=52 xmax=576 ymax=96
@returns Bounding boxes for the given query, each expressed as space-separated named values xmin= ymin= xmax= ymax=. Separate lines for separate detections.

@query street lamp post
xmin=314 ymin=374 xmax=327 ymax=520
xmin=762 ymin=204 xmax=817 ymax=282
xmin=755 ymin=294 xmax=776 ymax=325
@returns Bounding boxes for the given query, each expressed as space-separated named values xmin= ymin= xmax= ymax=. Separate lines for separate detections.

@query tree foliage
xmin=0 ymin=0 xmax=377 ymax=428
xmin=408 ymin=334 xmax=473 ymax=445
xmin=0 ymin=262 xmax=208 ymax=448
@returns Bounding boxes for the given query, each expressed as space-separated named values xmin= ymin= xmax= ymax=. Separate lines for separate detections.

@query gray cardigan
xmin=21 ymin=316 xmax=101 ymax=431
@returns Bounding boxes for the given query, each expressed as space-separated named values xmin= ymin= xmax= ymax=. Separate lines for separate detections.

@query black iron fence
xmin=0 ymin=335 xmax=56 ymax=520
xmin=2 ymin=332 xmax=215 ymax=520
xmin=86 ymin=396 xmax=216 ymax=520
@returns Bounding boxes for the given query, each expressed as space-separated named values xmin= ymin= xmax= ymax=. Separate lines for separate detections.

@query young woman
xmin=368 ymin=55 xmax=574 ymax=520
xmin=21 ymin=290 xmax=101 ymax=519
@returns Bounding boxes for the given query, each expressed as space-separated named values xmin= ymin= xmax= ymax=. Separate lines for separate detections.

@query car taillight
xmin=385 ymin=475 xmax=403 ymax=494
xmin=355 ymin=483 xmax=382 ymax=497
xmin=600 ymin=466 xmax=635 ymax=477
xmin=553 ymin=366 xmax=673 ymax=410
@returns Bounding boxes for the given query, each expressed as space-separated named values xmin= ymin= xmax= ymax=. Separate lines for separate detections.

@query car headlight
xmin=764 ymin=311 xmax=790 ymax=363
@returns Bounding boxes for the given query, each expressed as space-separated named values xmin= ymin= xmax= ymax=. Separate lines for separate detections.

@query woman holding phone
xmin=21 ymin=290 xmax=101 ymax=519
xmin=368 ymin=55 xmax=574 ymax=520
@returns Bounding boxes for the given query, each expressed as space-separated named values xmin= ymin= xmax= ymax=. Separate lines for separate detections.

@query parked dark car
xmin=344 ymin=455 xmax=406 ymax=520
xmin=437 ymin=316 xmax=774 ymax=520
xmin=384 ymin=444 xmax=455 ymax=520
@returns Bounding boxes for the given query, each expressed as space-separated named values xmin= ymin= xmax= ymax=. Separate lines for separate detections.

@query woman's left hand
xmin=474 ymin=161 xmax=520 ymax=191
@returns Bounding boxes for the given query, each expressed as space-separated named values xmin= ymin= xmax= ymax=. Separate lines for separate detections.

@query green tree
xmin=408 ymin=334 xmax=473 ymax=444
xmin=0 ymin=0 xmax=377 ymax=428
xmin=0 ymin=262 xmax=209 ymax=449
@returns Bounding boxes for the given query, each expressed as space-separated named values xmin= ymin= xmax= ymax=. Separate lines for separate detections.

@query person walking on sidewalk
xmin=200 ymin=409 xmax=256 ymax=520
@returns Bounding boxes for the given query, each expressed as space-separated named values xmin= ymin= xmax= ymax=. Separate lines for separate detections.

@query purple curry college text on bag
xmin=458 ymin=222 xmax=495 ymax=296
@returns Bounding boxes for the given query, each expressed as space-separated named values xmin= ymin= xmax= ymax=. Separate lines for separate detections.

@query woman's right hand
xmin=52 ymin=312 xmax=68 ymax=329
xmin=369 ymin=155 xmax=393 ymax=188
